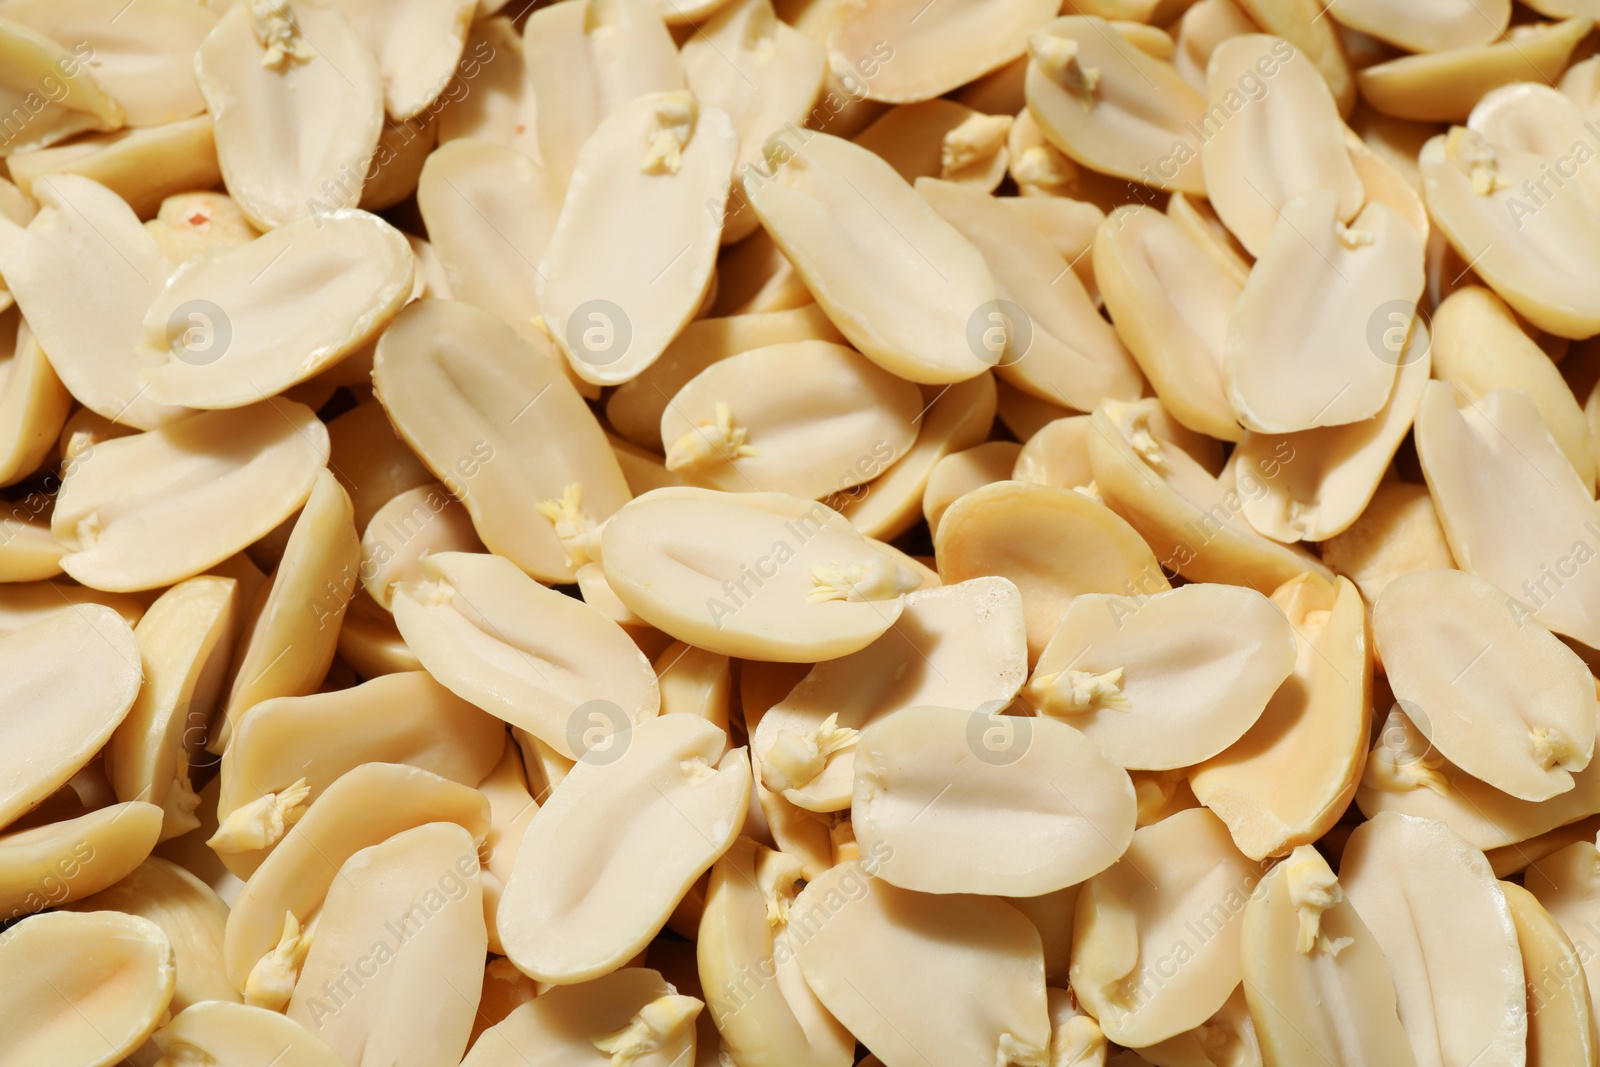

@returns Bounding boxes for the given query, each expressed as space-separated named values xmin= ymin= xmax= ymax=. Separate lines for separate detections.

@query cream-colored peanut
xmin=0 ymin=174 xmax=186 ymax=429
xmin=141 ymin=210 xmax=412 ymax=408
xmin=1356 ymin=703 xmax=1600 ymax=852
xmin=935 ymin=478 xmax=1169 ymax=658
xmin=1415 ymin=383 xmax=1600 ymax=652
xmin=222 ymin=762 xmax=489 ymax=992
xmin=1240 ymin=845 xmax=1416 ymax=1066
xmin=63 ymin=857 xmax=236 ymax=1013
xmin=855 ymin=705 xmax=1138 ymax=895
xmin=835 ymin=373 xmax=997 ymax=541
xmin=1225 ymin=191 xmax=1423 ymax=434
xmin=372 ymin=298 xmax=631 ymax=584
xmin=0 ymin=16 xmax=121 ymax=155
xmin=521 ymin=0 xmax=683 ymax=192
xmin=414 ymin=138 xmax=563 ymax=352
xmin=1329 ymin=0 xmax=1506 ymax=52
xmin=0 ymin=800 xmax=163 ymax=919
xmin=744 ymin=131 xmax=999 ymax=385
xmin=392 ymin=550 xmax=659 ymax=758
xmin=752 ymin=577 xmax=1025 ymax=812
xmin=606 ymin=305 xmax=845 ymax=451
xmin=1430 ymin=284 xmax=1597 ymax=492
xmin=194 ymin=0 xmax=384 ymax=229
xmin=828 ymin=0 xmax=1056 ymax=103
xmin=601 ymin=487 xmax=917 ymax=661
xmin=285 ymin=821 xmax=486 ymax=1065
xmin=1189 ymin=574 xmax=1369 ymax=860
xmin=1421 ymin=125 xmax=1600 ymax=338
xmin=662 ymin=339 xmax=921 ymax=499
xmin=1502 ymin=879 xmax=1598 ymax=1067
xmin=216 ymin=671 xmax=504 ymax=871
xmin=497 ymin=714 xmax=748 ymax=984
xmin=918 ymin=177 xmax=1144 ymax=410
xmin=0 ymin=313 xmax=70 ymax=487
xmin=1376 ymin=567 xmax=1597 ymax=802
xmin=684 ymin=0 xmax=827 ymax=242
xmin=923 ymin=441 xmax=1024 ymax=535
xmin=1339 ymin=813 xmax=1527 ymax=1067
xmin=1025 ymin=582 xmax=1296 ymax=770
xmin=108 ymin=576 xmax=236 ymax=842
xmin=1026 ymin=17 xmax=1208 ymax=193
xmin=1200 ymin=35 xmax=1363 ymax=260
xmin=1359 ymin=18 xmax=1591 ymax=124
xmin=1087 ymin=398 xmax=1335 ymax=593
xmin=1231 ymin=0 xmax=1356 ymax=115
xmin=1095 ymin=206 xmax=1241 ymax=442
xmin=360 ymin=482 xmax=484 ymax=609
xmin=1072 ymin=808 xmax=1258 ymax=1046
xmin=464 ymin=967 xmax=697 ymax=1066
xmin=539 ymin=91 xmax=737 ymax=386
xmin=1320 ymin=481 xmax=1456 ymax=605
xmin=698 ymin=837 xmax=854 ymax=1067
xmin=0 ymin=605 xmax=141 ymax=830
xmin=856 ymin=100 xmax=1013 ymax=192
xmin=791 ymin=860 xmax=1052 ymax=1067
xmin=152 ymin=1001 xmax=344 ymax=1067
xmin=211 ymin=471 xmax=358 ymax=753
xmin=53 ymin=399 xmax=330 ymax=592
xmin=0 ymin=910 xmax=174 ymax=1067
xmin=1232 ymin=319 xmax=1430 ymax=544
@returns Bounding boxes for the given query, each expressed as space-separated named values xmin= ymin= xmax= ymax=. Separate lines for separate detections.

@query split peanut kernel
xmin=1027 ymin=17 xmax=1208 ymax=194
xmin=1071 ymin=807 xmax=1257 ymax=1046
xmin=0 ymin=910 xmax=174 ymax=1067
xmin=743 ymin=131 xmax=1000 ymax=385
xmin=195 ymin=0 xmax=384 ymax=230
xmin=1339 ymin=812 xmax=1528 ymax=1066
xmin=853 ymin=705 xmax=1137 ymax=895
xmin=660 ymin=339 xmax=921 ymax=498
xmin=1375 ymin=567 xmax=1597 ymax=801
xmin=497 ymin=713 xmax=748 ymax=984
xmin=540 ymin=91 xmax=737 ymax=386
xmin=790 ymin=860 xmax=1052 ymax=1067
xmin=391 ymin=550 xmax=660 ymax=760
xmin=1240 ymin=845 xmax=1417 ymax=1065
xmin=601 ymin=487 xmax=918 ymax=661
xmin=752 ymin=576 xmax=1026 ymax=811
xmin=1024 ymin=582 xmax=1296 ymax=770
xmin=1200 ymin=35 xmax=1363 ymax=260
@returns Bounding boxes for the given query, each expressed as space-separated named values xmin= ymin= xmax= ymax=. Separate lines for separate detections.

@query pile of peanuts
xmin=2 ymin=0 xmax=1600 ymax=1064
